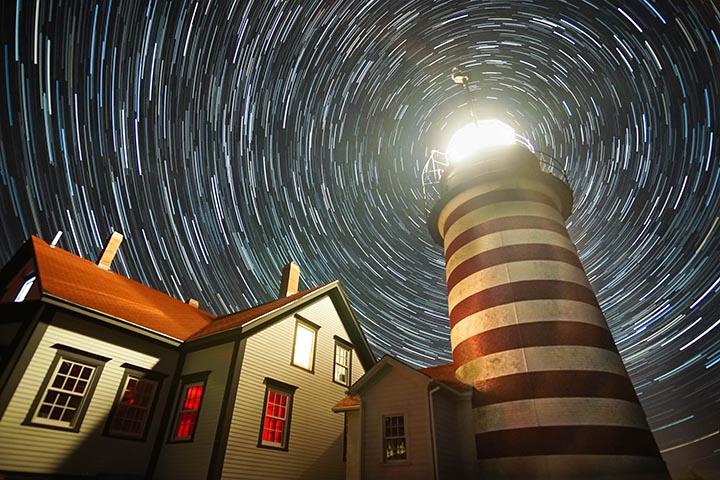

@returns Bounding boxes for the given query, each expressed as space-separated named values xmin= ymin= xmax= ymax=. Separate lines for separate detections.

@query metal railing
xmin=421 ymin=145 xmax=570 ymax=213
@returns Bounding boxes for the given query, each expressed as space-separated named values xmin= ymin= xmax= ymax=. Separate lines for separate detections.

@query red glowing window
xmin=172 ymin=382 xmax=204 ymax=441
xmin=262 ymin=390 xmax=289 ymax=446
xmin=258 ymin=380 xmax=297 ymax=450
xmin=108 ymin=375 xmax=158 ymax=438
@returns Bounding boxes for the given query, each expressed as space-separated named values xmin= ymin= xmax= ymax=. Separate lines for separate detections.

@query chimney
xmin=97 ymin=232 xmax=124 ymax=270
xmin=278 ymin=261 xmax=300 ymax=297
xmin=187 ymin=298 xmax=199 ymax=308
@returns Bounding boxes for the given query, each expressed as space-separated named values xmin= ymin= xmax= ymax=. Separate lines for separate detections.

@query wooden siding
xmin=362 ymin=365 xmax=434 ymax=480
xmin=431 ymin=388 xmax=475 ymax=480
xmin=345 ymin=410 xmax=361 ymax=480
xmin=220 ymin=295 xmax=367 ymax=480
xmin=0 ymin=310 xmax=177 ymax=476
xmin=153 ymin=341 xmax=235 ymax=480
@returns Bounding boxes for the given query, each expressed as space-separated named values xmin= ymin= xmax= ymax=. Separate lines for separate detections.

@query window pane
xmin=383 ymin=416 xmax=407 ymax=462
xmin=109 ymin=375 xmax=158 ymax=438
xmin=292 ymin=324 xmax=315 ymax=370
xmin=261 ymin=388 xmax=292 ymax=447
xmin=172 ymin=381 xmax=204 ymax=441
xmin=34 ymin=358 xmax=96 ymax=428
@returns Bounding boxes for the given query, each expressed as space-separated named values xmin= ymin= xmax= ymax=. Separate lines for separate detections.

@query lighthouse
xmin=425 ymin=119 xmax=670 ymax=479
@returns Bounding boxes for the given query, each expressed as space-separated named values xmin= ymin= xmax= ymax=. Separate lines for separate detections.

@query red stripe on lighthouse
xmin=470 ymin=371 xmax=642 ymax=407
xmin=442 ymin=189 xmax=559 ymax=236
xmin=447 ymin=244 xmax=585 ymax=291
xmin=451 ymin=322 xmax=618 ymax=366
xmin=449 ymin=280 xmax=600 ymax=329
xmin=474 ymin=426 xmax=662 ymax=458
xmin=444 ymin=216 xmax=570 ymax=261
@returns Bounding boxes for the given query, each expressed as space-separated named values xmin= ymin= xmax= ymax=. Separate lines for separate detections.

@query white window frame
xmin=291 ymin=319 xmax=318 ymax=372
xmin=258 ymin=378 xmax=297 ymax=450
xmin=26 ymin=345 xmax=109 ymax=431
xmin=333 ymin=340 xmax=352 ymax=386
xmin=383 ymin=414 xmax=408 ymax=462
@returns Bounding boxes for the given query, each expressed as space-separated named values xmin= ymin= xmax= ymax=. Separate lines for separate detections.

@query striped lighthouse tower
xmin=428 ymin=144 xmax=670 ymax=479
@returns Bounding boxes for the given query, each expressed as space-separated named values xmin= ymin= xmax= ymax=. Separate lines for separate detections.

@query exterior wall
xmin=153 ymin=341 xmax=235 ymax=480
xmin=0 ymin=310 xmax=177 ymax=476
xmin=345 ymin=409 xmax=362 ymax=480
xmin=431 ymin=388 xmax=474 ymax=480
xmin=221 ymin=295 xmax=367 ymax=480
xmin=361 ymin=366 xmax=434 ymax=480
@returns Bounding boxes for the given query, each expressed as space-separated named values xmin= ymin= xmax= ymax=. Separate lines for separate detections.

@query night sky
xmin=1 ymin=0 xmax=719 ymax=477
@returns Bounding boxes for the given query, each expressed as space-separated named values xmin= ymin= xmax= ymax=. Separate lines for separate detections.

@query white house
xmin=0 ymin=235 xmax=376 ymax=479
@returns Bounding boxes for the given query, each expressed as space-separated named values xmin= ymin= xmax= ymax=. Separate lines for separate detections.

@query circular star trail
xmin=1 ymin=0 xmax=719 ymax=476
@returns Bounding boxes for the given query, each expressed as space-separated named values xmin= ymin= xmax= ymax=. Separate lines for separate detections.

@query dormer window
xmin=14 ymin=275 xmax=36 ymax=302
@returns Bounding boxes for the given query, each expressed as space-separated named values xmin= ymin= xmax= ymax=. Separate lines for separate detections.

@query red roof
xmin=188 ymin=284 xmax=326 ymax=340
xmin=418 ymin=363 xmax=472 ymax=392
xmin=31 ymin=236 xmax=214 ymax=341
xmin=333 ymin=395 xmax=361 ymax=410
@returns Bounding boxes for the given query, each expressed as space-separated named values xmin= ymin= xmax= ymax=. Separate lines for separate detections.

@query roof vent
xmin=50 ymin=231 xmax=63 ymax=248
xmin=187 ymin=298 xmax=199 ymax=308
xmin=279 ymin=261 xmax=300 ymax=298
xmin=97 ymin=232 xmax=124 ymax=270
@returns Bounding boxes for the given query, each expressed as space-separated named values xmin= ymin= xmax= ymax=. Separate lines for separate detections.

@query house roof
xmin=30 ymin=236 xmax=214 ymax=341
xmin=348 ymin=355 xmax=470 ymax=398
xmin=11 ymin=237 xmax=377 ymax=366
xmin=418 ymin=363 xmax=472 ymax=392
xmin=332 ymin=395 xmax=361 ymax=412
xmin=187 ymin=285 xmax=326 ymax=340
xmin=187 ymin=281 xmax=377 ymax=371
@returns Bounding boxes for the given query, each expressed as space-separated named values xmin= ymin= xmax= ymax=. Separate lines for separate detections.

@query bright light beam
xmin=446 ymin=120 xmax=517 ymax=163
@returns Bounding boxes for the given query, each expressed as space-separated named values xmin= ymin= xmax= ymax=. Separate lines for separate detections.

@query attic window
xmin=291 ymin=319 xmax=318 ymax=372
xmin=14 ymin=275 xmax=36 ymax=302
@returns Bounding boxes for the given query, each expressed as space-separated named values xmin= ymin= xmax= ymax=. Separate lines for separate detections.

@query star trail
xmin=1 ymin=0 xmax=719 ymax=476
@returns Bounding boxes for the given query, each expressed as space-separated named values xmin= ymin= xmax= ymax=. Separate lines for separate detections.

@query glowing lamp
xmin=446 ymin=120 xmax=516 ymax=163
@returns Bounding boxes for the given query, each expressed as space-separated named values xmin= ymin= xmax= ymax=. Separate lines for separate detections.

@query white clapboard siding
xmin=220 ymin=295 xmax=368 ymax=480
xmin=362 ymin=365 xmax=434 ymax=480
xmin=0 ymin=310 xmax=177 ymax=476
xmin=152 ymin=341 xmax=235 ymax=480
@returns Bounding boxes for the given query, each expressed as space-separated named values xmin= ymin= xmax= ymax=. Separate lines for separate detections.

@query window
xmin=27 ymin=345 xmax=109 ymax=431
xmin=14 ymin=275 xmax=36 ymax=302
xmin=107 ymin=365 xmax=163 ymax=440
xmin=258 ymin=378 xmax=297 ymax=450
xmin=291 ymin=319 xmax=318 ymax=371
xmin=333 ymin=338 xmax=352 ymax=386
xmin=383 ymin=415 xmax=407 ymax=462
xmin=170 ymin=372 xmax=209 ymax=442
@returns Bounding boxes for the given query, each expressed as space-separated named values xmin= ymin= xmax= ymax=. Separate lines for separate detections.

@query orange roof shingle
xmin=188 ymin=284 xmax=327 ymax=340
xmin=333 ymin=395 xmax=361 ymax=410
xmin=32 ymin=236 xmax=214 ymax=341
xmin=418 ymin=363 xmax=472 ymax=392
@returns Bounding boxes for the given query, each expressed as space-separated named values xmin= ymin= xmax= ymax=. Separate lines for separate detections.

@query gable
xmin=186 ymin=282 xmax=376 ymax=371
